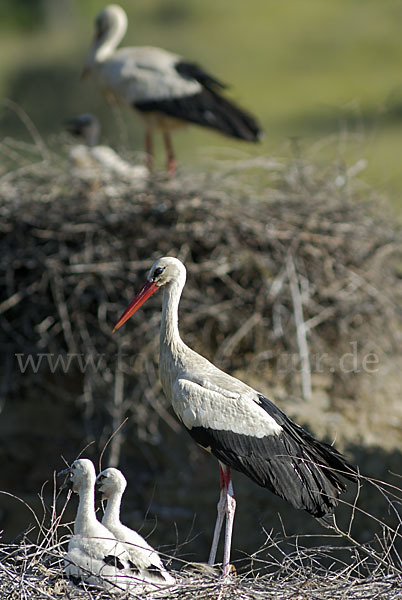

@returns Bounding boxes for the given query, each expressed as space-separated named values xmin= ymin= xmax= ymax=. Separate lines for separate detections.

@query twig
xmin=99 ymin=418 xmax=129 ymax=472
xmin=286 ymin=254 xmax=312 ymax=401
xmin=0 ymin=281 xmax=41 ymax=315
xmin=216 ymin=313 xmax=261 ymax=360
xmin=2 ymin=99 xmax=50 ymax=162
xmin=50 ymin=273 xmax=77 ymax=353
xmin=106 ymin=349 xmax=127 ymax=467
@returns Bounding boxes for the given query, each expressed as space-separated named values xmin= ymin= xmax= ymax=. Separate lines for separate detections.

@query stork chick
xmin=59 ymin=459 xmax=134 ymax=592
xmin=97 ymin=467 xmax=175 ymax=587
xmin=65 ymin=112 xmax=148 ymax=182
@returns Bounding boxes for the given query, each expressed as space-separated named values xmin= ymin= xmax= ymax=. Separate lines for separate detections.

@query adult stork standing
xmin=82 ymin=4 xmax=263 ymax=173
xmin=113 ymin=257 xmax=356 ymax=576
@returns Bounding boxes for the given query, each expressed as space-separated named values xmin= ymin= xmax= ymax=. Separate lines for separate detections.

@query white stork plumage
xmin=65 ymin=113 xmax=148 ymax=182
xmin=59 ymin=459 xmax=135 ymax=592
xmin=83 ymin=4 xmax=263 ymax=173
xmin=96 ymin=467 xmax=175 ymax=587
xmin=113 ymin=257 xmax=357 ymax=577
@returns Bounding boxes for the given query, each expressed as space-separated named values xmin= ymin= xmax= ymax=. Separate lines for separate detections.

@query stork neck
xmin=160 ymin=281 xmax=183 ymax=353
xmin=102 ymin=491 xmax=122 ymax=528
xmin=75 ymin=484 xmax=97 ymax=533
xmin=92 ymin=16 xmax=127 ymax=64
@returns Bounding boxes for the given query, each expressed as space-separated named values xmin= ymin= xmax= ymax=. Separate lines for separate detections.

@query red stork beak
xmin=113 ymin=281 xmax=159 ymax=332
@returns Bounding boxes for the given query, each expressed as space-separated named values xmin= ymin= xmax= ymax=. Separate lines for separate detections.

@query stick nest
xmin=1 ymin=531 xmax=401 ymax=599
xmin=0 ymin=143 xmax=401 ymax=452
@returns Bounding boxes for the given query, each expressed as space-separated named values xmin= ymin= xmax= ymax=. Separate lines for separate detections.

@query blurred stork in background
xmin=65 ymin=112 xmax=148 ymax=183
xmin=82 ymin=4 xmax=263 ymax=173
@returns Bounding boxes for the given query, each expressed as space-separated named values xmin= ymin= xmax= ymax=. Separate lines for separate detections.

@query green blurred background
xmin=1 ymin=0 xmax=402 ymax=210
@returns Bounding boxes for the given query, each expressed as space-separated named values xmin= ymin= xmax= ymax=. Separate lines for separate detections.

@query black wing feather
xmin=69 ymin=574 xmax=83 ymax=586
xmin=175 ymin=60 xmax=227 ymax=91
xmin=190 ymin=394 xmax=356 ymax=521
xmin=128 ymin=560 xmax=140 ymax=573
xmin=103 ymin=554 xmax=125 ymax=570
xmin=145 ymin=564 xmax=170 ymax=582
xmin=134 ymin=59 xmax=262 ymax=142
xmin=135 ymin=90 xmax=262 ymax=142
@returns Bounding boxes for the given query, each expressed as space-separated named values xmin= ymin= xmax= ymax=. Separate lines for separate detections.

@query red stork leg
xmin=145 ymin=128 xmax=154 ymax=172
xmin=162 ymin=130 xmax=176 ymax=175
xmin=208 ymin=462 xmax=236 ymax=577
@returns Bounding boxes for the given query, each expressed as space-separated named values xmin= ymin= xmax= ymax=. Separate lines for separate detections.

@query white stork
xmin=83 ymin=4 xmax=263 ymax=173
xmin=65 ymin=113 xmax=149 ymax=182
xmin=113 ymin=257 xmax=356 ymax=577
xmin=59 ymin=459 xmax=135 ymax=592
xmin=96 ymin=467 xmax=175 ymax=587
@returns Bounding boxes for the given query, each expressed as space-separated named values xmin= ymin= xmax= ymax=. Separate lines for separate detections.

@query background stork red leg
xmin=163 ymin=130 xmax=176 ymax=175
xmin=208 ymin=462 xmax=237 ymax=577
xmin=145 ymin=129 xmax=154 ymax=171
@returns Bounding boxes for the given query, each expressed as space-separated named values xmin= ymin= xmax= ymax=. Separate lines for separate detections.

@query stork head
xmin=113 ymin=257 xmax=186 ymax=331
xmin=94 ymin=4 xmax=128 ymax=44
xmin=65 ymin=114 xmax=100 ymax=147
xmin=147 ymin=256 xmax=186 ymax=287
xmin=84 ymin=4 xmax=128 ymax=71
xmin=96 ymin=467 xmax=127 ymax=499
xmin=59 ymin=459 xmax=96 ymax=494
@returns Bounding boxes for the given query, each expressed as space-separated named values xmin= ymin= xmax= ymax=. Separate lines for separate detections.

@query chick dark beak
xmin=58 ymin=466 xmax=73 ymax=491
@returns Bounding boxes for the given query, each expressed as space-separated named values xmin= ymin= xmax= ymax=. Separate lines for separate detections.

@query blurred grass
xmin=1 ymin=0 xmax=402 ymax=210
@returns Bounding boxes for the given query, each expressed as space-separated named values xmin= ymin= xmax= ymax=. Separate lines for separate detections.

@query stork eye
xmin=153 ymin=267 xmax=164 ymax=278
